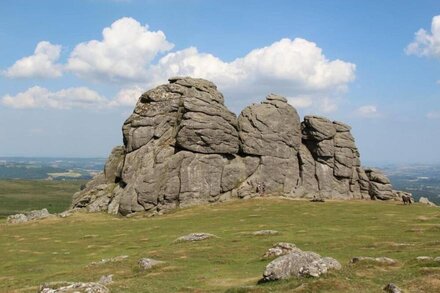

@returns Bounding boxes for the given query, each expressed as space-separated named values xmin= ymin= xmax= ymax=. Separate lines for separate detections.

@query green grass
xmin=0 ymin=180 xmax=86 ymax=218
xmin=0 ymin=198 xmax=439 ymax=292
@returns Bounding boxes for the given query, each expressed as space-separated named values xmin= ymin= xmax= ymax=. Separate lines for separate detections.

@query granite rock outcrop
xmin=71 ymin=77 xmax=401 ymax=215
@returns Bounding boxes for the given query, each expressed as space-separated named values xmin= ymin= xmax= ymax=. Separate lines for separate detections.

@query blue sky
xmin=0 ymin=0 xmax=439 ymax=164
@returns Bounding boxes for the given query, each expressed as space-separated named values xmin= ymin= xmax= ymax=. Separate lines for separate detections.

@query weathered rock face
xmin=364 ymin=168 xmax=395 ymax=200
xmin=299 ymin=116 xmax=369 ymax=199
xmin=71 ymin=77 xmax=401 ymax=215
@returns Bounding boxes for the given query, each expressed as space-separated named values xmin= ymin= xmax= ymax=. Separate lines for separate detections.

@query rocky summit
xmin=71 ymin=77 xmax=401 ymax=216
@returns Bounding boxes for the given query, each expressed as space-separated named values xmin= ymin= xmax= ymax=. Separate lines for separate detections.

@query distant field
xmin=0 ymin=180 xmax=86 ymax=218
xmin=0 ymin=198 xmax=439 ymax=292
xmin=0 ymin=157 xmax=105 ymax=180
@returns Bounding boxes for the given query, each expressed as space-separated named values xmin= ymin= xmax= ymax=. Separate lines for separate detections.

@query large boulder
xmin=419 ymin=197 xmax=437 ymax=206
xmin=238 ymin=94 xmax=301 ymax=158
xmin=364 ymin=168 xmax=397 ymax=200
xmin=70 ymin=77 xmax=402 ymax=215
xmin=262 ymin=250 xmax=341 ymax=281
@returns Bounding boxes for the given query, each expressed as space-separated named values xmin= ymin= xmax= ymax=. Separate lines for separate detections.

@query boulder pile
xmin=71 ymin=77 xmax=402 ymax=216
xmin=6 ymin=208 xmax=51 ymax=224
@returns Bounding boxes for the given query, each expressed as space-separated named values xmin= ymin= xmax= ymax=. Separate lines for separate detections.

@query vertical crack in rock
xmin=71 ymin=77 xmax=402 ymax=215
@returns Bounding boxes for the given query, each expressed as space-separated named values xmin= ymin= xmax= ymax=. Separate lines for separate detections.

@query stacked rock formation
xmin=71 ymin=77 xmax=400 ymax=215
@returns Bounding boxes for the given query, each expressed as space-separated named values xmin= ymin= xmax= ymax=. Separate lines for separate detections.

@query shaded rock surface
xmin=7 ymin=208 xmax=50 ymax=224
xmin=71 ymin=77 xmax=402 ymax=215
xmin=383 ymin=283 xmax=402 ymax=293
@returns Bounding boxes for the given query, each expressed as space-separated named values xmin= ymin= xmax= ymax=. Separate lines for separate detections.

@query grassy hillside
xmin=0 ymin=198 xmax=439 ymax=292
xmin=0 ymin=180 xmax=86 ymax=218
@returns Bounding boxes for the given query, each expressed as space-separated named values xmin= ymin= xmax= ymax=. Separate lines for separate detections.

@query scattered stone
xmin=57 ymin=209 xmax=80 ymax=218
xmin=419 ymin=197 xmax=437 ymax=206
xmin=350 ymin=256 xmax=397 ymax=265
xmin=263 ymin=242 xmax=301 ymax=258
xmin=98 ymin=275 xmax=113 ymax=285
xmin=7 ymin=208 xmax=50 ymax=224
xmin=6 ymin=213 xmax=27 ymax=224
xmin=39 ymin=282 xmax=109 ymax=293
xmin=383 ymin=283 xmax=402 ymax=293
xmin=174 ymin=233 xmax=216 ymax=242
xmin=90 ymin=255 xmax=128 ymax=265
xmin=138 ymin=258 xmax=164 ymax=270
xmin=261 ymin=250 xmax=341 ymax=282
xmin=416 ymin=256 xmax=433 ymax=261
xmin=57 ymin=211 xmax=72 ymax=218
xmin=434 ymin=256 xmax=440 ymax=262
xmin=252 ymin=230 xmax=279 ymax=236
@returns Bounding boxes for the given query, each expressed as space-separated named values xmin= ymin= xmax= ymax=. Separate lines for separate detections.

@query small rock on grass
xmin=416 ymin=256 xmax=433 ymax=261
xmin=57 ymin=208 xmax=80 ymax=218
xmin=39 ymin=281 xmax=109 ymax=293
xmin=138 ymin=258 xmax=164 ymax=270
xmin=383 ymin=283 xmax=402 ymax=293
xmin=98 ymin=275 xmax=113 ymax=285
xmin=252 ymin=230 xmax=279 ymax=236
xmin=90 ymin=255 xmax=128 ymax=265
xmin=418 ymin=197 xmax=437 ymax=207
xmin=350 ymin=256 xmax=397 ymax=265
xmin=174 ymin=233 xmax=216 ymax=242
xmin=263 ymin=242 xmax=301 ymax=258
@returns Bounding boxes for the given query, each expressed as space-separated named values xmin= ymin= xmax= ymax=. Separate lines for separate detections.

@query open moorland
xmin=1 ymin=197 xmax=439 ymax=292
xmin=0 ymin=180 xmax=86 ymax=218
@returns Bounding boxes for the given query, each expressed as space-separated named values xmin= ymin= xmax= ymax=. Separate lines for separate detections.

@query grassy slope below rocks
xmin=0 ymin=180 xmax=86 ymax=218
xmin=0 ymin=198 xmax=439 ymax=292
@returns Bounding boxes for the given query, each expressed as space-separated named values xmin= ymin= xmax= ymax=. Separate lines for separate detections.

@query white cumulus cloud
xmin=1 ymin=85 xmax=147 ymax=109
xmin=406 ymin=15 xmax=440 ymax=58
xmin=1 ymin=86 xmax=107 ymax=109
xmin=2 ymin=18 xmax=356 ymax=113
xmin=150 ymin=38 xmax=355 ymax=111
xmin=3 ymin=41 xmax=63 ymax=78
xmin=152 ymin=38 xmax=355 ymax=93
xmin=286 ymin=95 xmax=338 ymax=113
xmin=108 ymin=85 xmax=145 ymax=107
xmin=355 ymin=105 xmax=379 ymax=118
xmin=66 ymin=17 xmax=174 ymax=82
xmin=287 ymin=96 xmax=313 ymax=109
